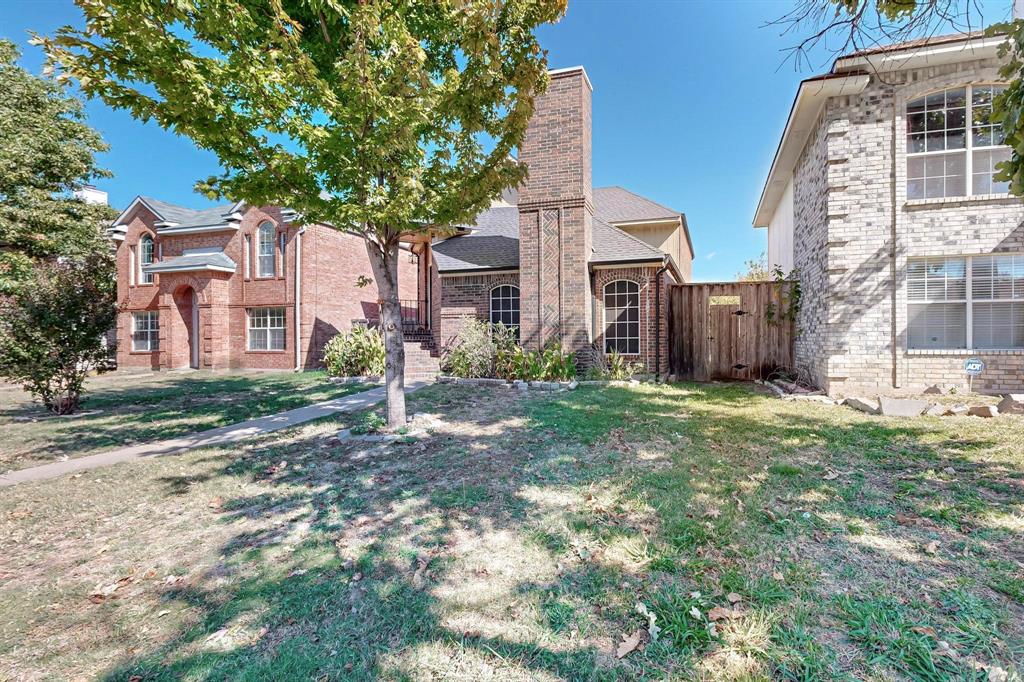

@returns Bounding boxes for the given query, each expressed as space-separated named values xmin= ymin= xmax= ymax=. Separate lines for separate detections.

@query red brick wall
xmin=518 ymin=68 xmax=594 ymax=356
xmin=114 ymin=201 xmax=418 ymax=372
xmin=435 ymin=271 xmax=520 ymax=349
xmin=592 ymin=266 xmax=674 ymax=374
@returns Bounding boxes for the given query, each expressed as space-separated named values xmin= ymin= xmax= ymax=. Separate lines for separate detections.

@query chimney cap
xmin=548 ymin=65 xmax=592 ymax=92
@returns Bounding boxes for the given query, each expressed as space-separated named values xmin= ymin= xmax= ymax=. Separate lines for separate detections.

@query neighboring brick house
xmin=110 ymin=198 xmax=417 ymax=371
xmin=754 ymin=33 xmax=1024 ymax=395
xmin=428 ymin=67 xmax=694 ymax=373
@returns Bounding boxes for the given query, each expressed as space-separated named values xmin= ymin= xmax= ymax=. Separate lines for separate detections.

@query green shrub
xmin=442 ymin=321 xmax=519 ymax=378
xmin=583 ymin=349 xmax=644 ymax=380
xmin=540 ymin=344 xmax=576 ymax=381
xmin=323 ymin=326 xmax=385 ymax=377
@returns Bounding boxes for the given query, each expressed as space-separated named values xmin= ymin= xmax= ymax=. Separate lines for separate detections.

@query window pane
xmin=973 ymin=301 xmax=1024 ymax=349
xmin=908 ymin=302 xmax=967 ymax=349
xmin=250 ymin=329 xmax=267 ymax=350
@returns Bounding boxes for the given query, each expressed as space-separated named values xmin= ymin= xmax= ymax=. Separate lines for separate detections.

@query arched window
xmin=256 ymin=222 xmax=275 ymax=277
xmin=139 ymin=235 xmax=154 ymax=284
xmin=906 ymin=85 xmax=1009 ymax=200
xmin=489 ymin=285 xmax=520 ymax=333
xmin=603 ymin=280 xmax=639 ymax=355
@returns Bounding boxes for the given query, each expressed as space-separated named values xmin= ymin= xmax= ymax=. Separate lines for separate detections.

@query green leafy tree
xmin=0 ymin=253 xmax=117 ymax=414
xmin=736 ymin=251 xmax=770 ymax=282
xmin=41 ymin=0 xmax=565 ymax=428
xmin=780 ymin=1 xmax=1024 ymax=194
xmin=0 ymin=39 xmax=115 ymax=295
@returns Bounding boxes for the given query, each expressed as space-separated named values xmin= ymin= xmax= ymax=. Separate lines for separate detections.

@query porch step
xmin=403 ymin=336 xmax=440 ymax=379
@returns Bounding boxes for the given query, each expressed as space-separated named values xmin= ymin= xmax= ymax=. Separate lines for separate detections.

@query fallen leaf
xmin=707 ymin=606 xmax=733 ymax=621
xmin=772 ymin=571 xmax=785 ymax=581
xmin=823 ymin=471 xmax=839 ymax=481
xmin=208 ymin=497 xmax=223 ymax=511
xmin=923 ymin=541 xmax=940 ymax=555
xmin=911 ymin=625 xmax=937 ymax=637
xmin=726 ymin=592 xmax=743 ymax=604
xmin=704 ymin=507 xmax=721 ymax=519
xmin=616 ymin=630 xmax=644 ymax=659
xmin=689 ymin=606 xmax=702 ymax=620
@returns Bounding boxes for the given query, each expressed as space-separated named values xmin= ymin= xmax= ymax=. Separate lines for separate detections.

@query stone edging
xmin=328 ymin=376 xmax=384 ymax=384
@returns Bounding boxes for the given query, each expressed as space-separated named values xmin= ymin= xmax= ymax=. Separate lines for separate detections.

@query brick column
xmin=517 ymin=67 xmax=594 ymax=354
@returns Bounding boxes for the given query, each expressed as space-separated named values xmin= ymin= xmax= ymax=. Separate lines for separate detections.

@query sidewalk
xmin=0 ymin=382 xmax=424 ymax=488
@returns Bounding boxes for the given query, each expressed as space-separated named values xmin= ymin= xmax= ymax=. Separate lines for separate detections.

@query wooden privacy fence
xmin=667 ymin=281 xmax=795 ymax=382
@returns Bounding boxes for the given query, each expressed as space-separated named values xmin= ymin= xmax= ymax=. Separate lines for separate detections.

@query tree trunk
xmin=366 ymin=238 xmax=406 ymax=428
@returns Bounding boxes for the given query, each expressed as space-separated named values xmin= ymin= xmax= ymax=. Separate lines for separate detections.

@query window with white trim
xmin=132 ymin=311 xmax=159 ymax=351
xmin=906 ymin=85 xmax=1010 ymax=200
xmin=248 ymin=307 xmax=285 ymax=350
xmin=603 ymin=280 xmax=640 ymax=354
xmin=279 ymin=232 xmax=287 ymax=278
xmin=489 ymin=285 xmax=519 ymax=335
xmin=257 ymin=222 xmax=275 ymax=277
xmin=908 ymin=254 xmax=1024 ymax=350
xmin=139 ymin=235 xmax=154 ymax=284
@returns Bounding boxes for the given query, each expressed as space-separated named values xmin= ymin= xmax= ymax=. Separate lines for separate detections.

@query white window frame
xmin=247 ymin=307 xmax=286 ymax=351
xmin=602 ymin=279 xmax=641 ymax=355
xmin=256 ymin=222 xmax=275 ymax=278
xmin=488 ymin=285 xmax=520 ymax=334
xmin=132 ymin=311 xmax=159 ymax=351
xmin=907 ymin=253 xmax=1024 ymax=350
xmin=906 ymin=84 xmax=1010 ymax=201
xmin=138 ymin=235 xmax=155 ymax=284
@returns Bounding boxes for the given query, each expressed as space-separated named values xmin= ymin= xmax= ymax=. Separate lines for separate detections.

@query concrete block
xmin=997 ymin=394 xmax=1024 ymax=415
xmin=843 ymin=396 xmax=880 ymax=414
xmin=879 ymin=397 xmax=929 ymax=417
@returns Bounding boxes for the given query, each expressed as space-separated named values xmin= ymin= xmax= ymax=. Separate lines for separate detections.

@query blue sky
xmin=3 ymin=0 xmax=1013 ymax=281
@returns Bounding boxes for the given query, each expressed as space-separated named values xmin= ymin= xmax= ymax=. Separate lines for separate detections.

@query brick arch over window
xmin=602 ymin=279 xmax=641 ymax=355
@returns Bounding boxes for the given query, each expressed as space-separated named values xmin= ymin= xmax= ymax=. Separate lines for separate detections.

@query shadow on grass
xmin=1 ymin=373 xmax=373 ymax=465
xmin=99 ymin=383 xmax=1023 ymax=680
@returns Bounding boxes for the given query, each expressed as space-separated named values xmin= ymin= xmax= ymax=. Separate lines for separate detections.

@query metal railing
xmin=379 ymin=299 xmax=428 ymax=334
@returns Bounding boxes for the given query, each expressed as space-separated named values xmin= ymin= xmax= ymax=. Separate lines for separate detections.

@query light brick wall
xmin=790 ymin=57 xmax=1024 ymax=395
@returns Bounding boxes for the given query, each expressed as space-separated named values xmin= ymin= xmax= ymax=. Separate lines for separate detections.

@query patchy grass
xmin=0 ymin=382 xmax=1021 ymax=680
xmin=0 ymin=371 xmax=374 ymax=471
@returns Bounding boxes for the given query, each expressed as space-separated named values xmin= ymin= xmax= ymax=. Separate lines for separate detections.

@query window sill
xmin=904 ymin=194 xmax=1016 ymax=209
xmin=246 ymin=349 xmax=287 ymax=354
xmin=129 ymin=349 xmax=160 ymax=355
xmin=907 ymin=348 xmax=1024 ymax=356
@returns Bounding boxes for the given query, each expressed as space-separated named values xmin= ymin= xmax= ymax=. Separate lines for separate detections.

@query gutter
xmin=294 ymin=226 xmax=306 ymax=371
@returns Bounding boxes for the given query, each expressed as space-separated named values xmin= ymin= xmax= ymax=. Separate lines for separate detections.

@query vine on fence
xmin=764 ymin=266 xmax=802 ymax=329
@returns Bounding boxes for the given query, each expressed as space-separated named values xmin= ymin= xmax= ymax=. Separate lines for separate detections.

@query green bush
xmin=583 ymin=349 xmax=644 ymax=380
xmin=322 ymin=326 xmax=385 ymax=377
xmin=444 ymin=322 xmax=576 ymax=382
xmin=442 ymin=320 xmax=518 ymax=378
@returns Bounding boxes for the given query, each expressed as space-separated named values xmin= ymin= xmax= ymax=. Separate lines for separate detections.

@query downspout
xmin=654 ymin=258 xmax=670 ymax=381
xmin=294 ymin=226 xmax=306 ymax=371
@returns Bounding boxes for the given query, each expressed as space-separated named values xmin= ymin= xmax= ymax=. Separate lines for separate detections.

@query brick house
xmin=754 ymin=33 xmax=1024 ymax=395
xmin=111 ymin=199 xmax=417 ymax=371
xmin=112 ymin=66 xmax=692 ymax=375
xmin=427 ymin=67 xmax=693 ymax=373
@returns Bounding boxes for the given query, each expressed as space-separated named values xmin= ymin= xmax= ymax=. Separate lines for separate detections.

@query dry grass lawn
xmin=0 ymin=381 xmax=1021 ymax=681
xmin=0 ymin=370 xmax=372 ymax=472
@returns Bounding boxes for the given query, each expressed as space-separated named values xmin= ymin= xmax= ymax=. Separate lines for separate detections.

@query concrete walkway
xmin=0 ymin=382 xmax=424 ymax=488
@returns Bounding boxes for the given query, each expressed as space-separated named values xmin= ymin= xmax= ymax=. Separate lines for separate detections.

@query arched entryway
xmin=171 ymin=285 xmax=200 ymax=369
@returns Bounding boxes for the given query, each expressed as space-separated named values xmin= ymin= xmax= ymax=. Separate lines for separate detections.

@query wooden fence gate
xmin=666 ymin=281 xmax=795 ymax=382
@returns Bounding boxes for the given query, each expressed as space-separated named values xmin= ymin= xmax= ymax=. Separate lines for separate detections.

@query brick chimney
xmin=517 ymin=66 xmax=594 ymax=354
